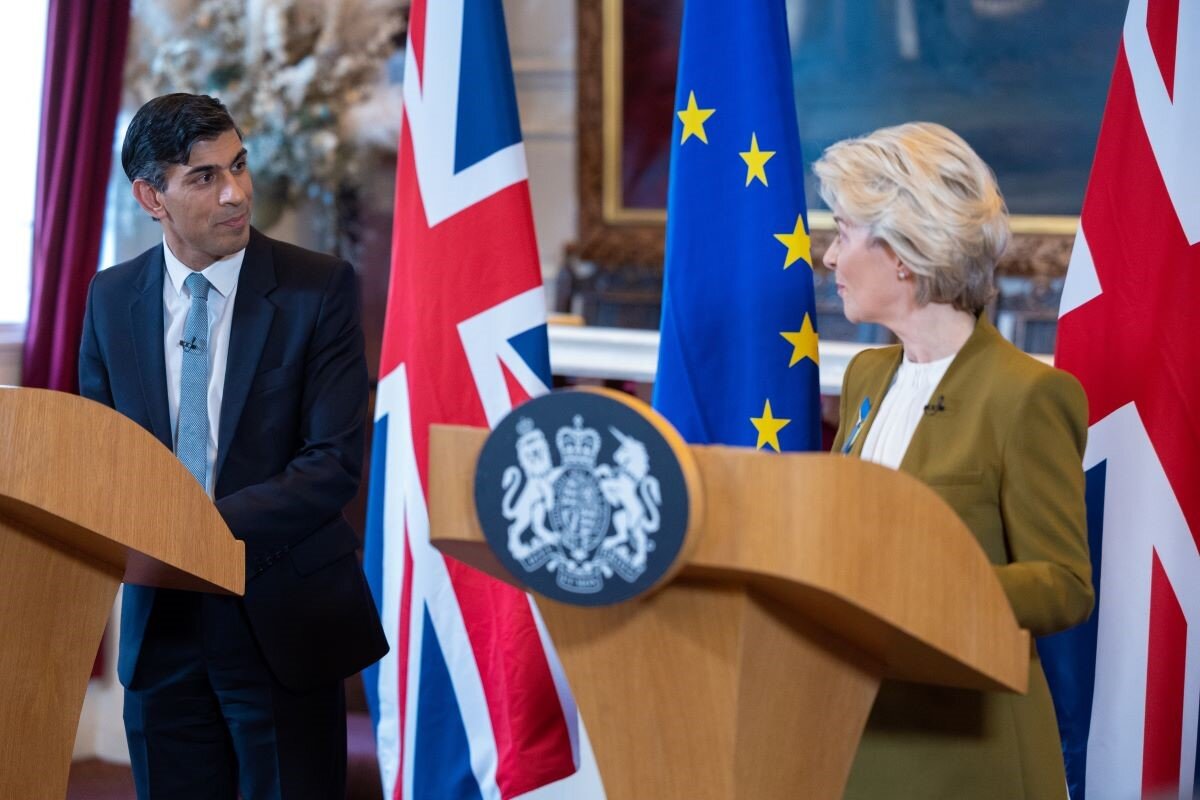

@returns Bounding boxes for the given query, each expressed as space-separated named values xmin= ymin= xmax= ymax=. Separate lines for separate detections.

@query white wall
xmin=505 ymin=0 xmax=578 ymax=284
xmin=0 ymin=325 xmax=23 ymax=385
xmin=72 ymin=597 xmax=126 ymax=762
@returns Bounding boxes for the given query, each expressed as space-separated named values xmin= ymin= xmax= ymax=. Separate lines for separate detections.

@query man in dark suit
xmin=78 ymin=93 xmax=388 ymax=799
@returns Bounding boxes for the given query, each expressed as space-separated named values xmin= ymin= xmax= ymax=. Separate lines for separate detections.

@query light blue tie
xmin=177 ymin=273 xmax=211 ymax=488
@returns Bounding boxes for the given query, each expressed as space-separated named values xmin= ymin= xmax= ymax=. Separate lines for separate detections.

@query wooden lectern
xmin=0 ymin=388 xmax=244 ymax=799
xmin=428 ymin=415 xmax=1029 ymax=799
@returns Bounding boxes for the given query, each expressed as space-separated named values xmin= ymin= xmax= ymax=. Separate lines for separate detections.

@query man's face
xmin=134 ymin=128 xmax=253 ymax=269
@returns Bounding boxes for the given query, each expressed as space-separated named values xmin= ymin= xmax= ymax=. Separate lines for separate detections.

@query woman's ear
xmin=873 ymin=237 xmax=903 ymax=270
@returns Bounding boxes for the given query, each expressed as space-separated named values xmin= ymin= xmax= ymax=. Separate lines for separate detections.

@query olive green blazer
xmin=831 ymin=315 xmax=1094 ymax=800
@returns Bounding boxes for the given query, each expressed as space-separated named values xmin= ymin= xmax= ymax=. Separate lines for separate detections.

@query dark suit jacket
xmin=832 ymin=315 xmax=1094 ymax=800
xmin=79 ymin=228 xmax=388 ymax=692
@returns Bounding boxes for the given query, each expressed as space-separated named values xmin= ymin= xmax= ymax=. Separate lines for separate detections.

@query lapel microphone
xmin=179 ymin=337 xmax=200 ymax=352
xmin=923 ymin=395 xmax=946 ymax=416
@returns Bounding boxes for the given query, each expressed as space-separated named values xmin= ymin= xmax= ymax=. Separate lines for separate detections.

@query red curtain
xmin=25 ymin=0 xmax=131 ymax=679
xmin=22 ymin=0 xmax=131 ymax=393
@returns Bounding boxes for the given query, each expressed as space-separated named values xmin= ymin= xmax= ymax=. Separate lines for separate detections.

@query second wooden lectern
xmin=0 ymin=388 xmax=244 ymax=799
xmin=427 ymin=388 xmax=1028 ymax=799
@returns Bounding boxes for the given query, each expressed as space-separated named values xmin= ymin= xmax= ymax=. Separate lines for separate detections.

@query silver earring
xmin=897 ymin=269 xmax=908 ymax=280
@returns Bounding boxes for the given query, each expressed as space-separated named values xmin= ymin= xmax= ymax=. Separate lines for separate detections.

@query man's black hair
xmin=121 ymin=93 xmax=243 ymax=191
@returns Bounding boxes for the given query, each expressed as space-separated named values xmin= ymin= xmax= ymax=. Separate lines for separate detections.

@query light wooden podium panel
xmin=0 ymin=388 xmax=243 ymax=799
xmin=429 ymin=424 xmax=1028 ymax=800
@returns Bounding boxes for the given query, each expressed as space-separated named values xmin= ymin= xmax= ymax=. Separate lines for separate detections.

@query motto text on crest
xmin=500 ymin=415 xmax=663 ymax=594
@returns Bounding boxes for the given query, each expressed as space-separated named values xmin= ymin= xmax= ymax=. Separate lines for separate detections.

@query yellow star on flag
xmin=739 ymin=133 xmax=775 ymax=187
xmin=677 ymin=91 xmax=715 ymax=145
xmin=750 ymin=399 xmax=791 ymax=453
xmin=780 ymin=313 xmax=820 ymax=367
xmin=773 ymin=214 xmax=812 ymax=270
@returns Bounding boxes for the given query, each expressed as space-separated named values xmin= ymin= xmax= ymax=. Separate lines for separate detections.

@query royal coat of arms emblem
xmin=500 ymin=415 xmax=662 ymax=594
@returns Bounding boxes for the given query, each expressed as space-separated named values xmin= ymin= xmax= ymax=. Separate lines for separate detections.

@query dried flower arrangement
xmin=125 ymin=0 xmax=409 ymax=237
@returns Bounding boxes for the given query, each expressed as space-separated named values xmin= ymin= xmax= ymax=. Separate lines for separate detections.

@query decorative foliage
xmin=126 ymin=0 xmax=409 ymax=230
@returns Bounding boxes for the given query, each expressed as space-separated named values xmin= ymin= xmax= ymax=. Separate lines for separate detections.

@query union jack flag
xmin=362 ymin=2 xmax=604 ymax=797
xmin=1040 ymin=1 xmax=1200 ymax=797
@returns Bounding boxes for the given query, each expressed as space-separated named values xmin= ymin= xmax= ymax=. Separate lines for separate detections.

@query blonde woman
xmin=820 ymin=123 xmax=1093 ymax=799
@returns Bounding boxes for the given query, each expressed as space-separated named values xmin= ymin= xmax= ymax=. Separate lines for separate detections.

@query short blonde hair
xmin=813 ymin=122 xmax=1009 ymax=314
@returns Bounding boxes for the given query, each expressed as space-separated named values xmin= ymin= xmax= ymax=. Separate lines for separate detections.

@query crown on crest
xmin=515 ymin=417 xmax=545 ymax=447
xmin=556 ymin=415 xmax=601 ymax=468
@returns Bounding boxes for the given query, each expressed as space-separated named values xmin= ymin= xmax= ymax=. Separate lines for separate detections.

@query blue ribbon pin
xmin=841 ymin=396 xmax=871 ymax=455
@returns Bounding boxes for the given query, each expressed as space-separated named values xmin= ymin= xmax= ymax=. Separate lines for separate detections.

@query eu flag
xmin=653 ymin=0 xmax=821 ymax=453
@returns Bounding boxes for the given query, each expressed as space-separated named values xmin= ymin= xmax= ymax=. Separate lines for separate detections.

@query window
xmin=0 ymin=3 xmax=48 ymax=324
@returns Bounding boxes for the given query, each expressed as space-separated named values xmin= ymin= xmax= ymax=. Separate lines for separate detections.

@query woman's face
xmin=822 ymin=216 xmax=912 ymax=326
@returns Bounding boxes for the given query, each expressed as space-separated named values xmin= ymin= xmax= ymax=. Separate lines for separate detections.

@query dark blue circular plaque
xmin=474 ymin=388 xmax=695 ymax=606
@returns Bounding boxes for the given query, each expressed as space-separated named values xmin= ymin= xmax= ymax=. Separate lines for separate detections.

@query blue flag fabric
xmin=653 ymin=0 xmax=821 ymax=452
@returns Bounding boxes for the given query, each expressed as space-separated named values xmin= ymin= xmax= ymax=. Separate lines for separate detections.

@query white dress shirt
xmin=860 ymin=350 xmax=957 ymax=470
xmin=162 ymin=239 xmax=245 ymax=495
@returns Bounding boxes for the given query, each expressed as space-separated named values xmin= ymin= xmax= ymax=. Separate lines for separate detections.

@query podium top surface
xmin=682 ymin=444 xmax=1029 ymax=692
xmin=429 ymin=423 xmax=1029 ymax=694
xmin=0 ymin=388 xmax=243 ymax=595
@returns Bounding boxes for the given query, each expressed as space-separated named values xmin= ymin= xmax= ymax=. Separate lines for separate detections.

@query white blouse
xmin=860 ymin=351 xmax=958 ymax=469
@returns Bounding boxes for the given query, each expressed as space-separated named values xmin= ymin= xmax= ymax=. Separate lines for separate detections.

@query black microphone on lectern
xmin=923 ymin=395 xmax=946 ymax=416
